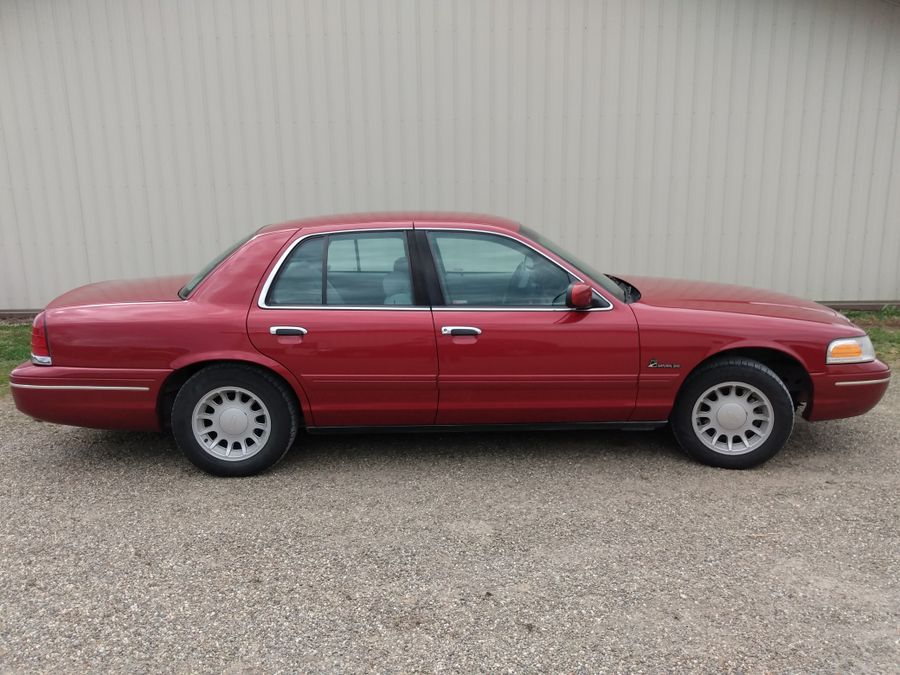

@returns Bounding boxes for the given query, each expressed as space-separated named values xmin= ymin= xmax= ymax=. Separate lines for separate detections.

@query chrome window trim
xmin=431 ymin=306 xmax=610 ymax=313
xmin=257 ymin=225 xmax=615 ymax=312
xmin=421 ymin=227 xmax=614 ymax=312
xmin=261 ymin=305 xmax=429 ymax=311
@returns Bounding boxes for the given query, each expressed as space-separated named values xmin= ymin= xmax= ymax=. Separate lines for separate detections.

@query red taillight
xmin=31 ymin=312 xmax=52 ymax=366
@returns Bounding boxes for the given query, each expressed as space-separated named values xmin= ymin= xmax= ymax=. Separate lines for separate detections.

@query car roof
xmin=258 ymin=212 xmax=523 ymax=234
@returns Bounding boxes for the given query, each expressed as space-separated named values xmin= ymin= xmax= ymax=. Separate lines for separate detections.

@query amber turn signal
xmin=826 ymin=336 xmax=875 ymax=364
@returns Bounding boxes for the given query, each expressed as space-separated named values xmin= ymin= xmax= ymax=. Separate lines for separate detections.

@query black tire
xmin=171 ymin=364 xmax=300 ymax=476
xmin=670 ymin=357 xmax=795 ymax=469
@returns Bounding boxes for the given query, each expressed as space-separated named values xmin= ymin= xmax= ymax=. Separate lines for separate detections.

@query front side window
xmin=426 ymin=231 xmax=573 ymax=306
xmin=520 ymin=226 xmax=626 ymax=303
xmin=266 ymin=231 xmax=414 ymax=307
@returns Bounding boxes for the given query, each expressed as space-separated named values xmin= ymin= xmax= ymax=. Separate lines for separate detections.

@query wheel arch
xmin=157 ymin=353 xmax=311 ymax=430
xmin=677 ymin=346 xmax=812 ymax=411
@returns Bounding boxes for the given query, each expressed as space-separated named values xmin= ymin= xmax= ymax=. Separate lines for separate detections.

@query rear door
xmin=421 ymin=228 xmax=640 ymax=424
xmin=247 ymin=227 xmax=438 ymax=427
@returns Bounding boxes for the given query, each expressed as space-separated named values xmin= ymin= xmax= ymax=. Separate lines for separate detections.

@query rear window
xmin=178 ymin=233 xmax=255 ymax=299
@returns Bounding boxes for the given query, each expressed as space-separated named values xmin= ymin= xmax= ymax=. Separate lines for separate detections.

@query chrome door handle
xmin=441 ymin=326 xmax=482 ymax=336
xmin=269 ymin=326 xmax=308 ymax=336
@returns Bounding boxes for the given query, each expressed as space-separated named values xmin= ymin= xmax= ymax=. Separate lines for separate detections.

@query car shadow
xmin=290 ymin=426 xmax=682 ymax=464
xmin=47 ymin=424 xmax=689 ymax=477
xmin=43 ymin=415 xmax=853 ymax=478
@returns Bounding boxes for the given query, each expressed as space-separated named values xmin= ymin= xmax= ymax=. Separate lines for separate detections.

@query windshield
xmin=520 ymin=226 xmax=626 ymax=303
xmin=178 ymin=232 xmax=255 ymax=299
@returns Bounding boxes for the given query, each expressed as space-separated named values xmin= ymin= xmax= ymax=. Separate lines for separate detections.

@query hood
xmin=46 ymin=274 xmax=192 ymax=309
xmin=620 ymin=275 xmax=852 ymax=326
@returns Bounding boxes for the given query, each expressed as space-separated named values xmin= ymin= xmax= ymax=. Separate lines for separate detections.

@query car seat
xmin=383 ymin=256 xmax=412 ymax=305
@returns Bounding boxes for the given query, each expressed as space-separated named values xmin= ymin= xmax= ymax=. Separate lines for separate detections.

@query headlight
xmin=826 ymin=336 xmax=876 ymax=364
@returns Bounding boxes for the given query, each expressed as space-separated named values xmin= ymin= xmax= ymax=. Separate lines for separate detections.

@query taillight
xmin=31 ymin=312 xmax=52 ymax=366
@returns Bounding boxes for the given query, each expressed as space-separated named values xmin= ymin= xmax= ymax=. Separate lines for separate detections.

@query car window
xmin=266 ymin=236 xmax=325 ymax=306
xmin=179 ymin=232 xmax=255 ymax=299
xmin=426 ymin=231 xmax=573 ymax=306
xmin=266 ymin=231 xmax=415 ymax=307
xmin=519 ymin=225 xmax=626 ymax=303
xmin=327 ymin=234 xmax=405 ymax=273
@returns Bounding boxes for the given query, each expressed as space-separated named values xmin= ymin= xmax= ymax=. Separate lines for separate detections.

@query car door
xmin=422 ymin=228 xmax=640 ymax=425
xmin=247 ymin=227 xmax=438 ymax=427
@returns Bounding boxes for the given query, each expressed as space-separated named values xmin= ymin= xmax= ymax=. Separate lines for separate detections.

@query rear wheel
xmin=670 ymin=358 xmax=795 ymax=469
xmin=172 ymin=364 xmax=299 ymax=476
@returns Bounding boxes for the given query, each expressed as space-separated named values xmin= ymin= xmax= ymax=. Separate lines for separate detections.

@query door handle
xmin=441 ymin=326 xmax=482 ymax=336
xmin=269 ymin=326 xmax=308 ymax=336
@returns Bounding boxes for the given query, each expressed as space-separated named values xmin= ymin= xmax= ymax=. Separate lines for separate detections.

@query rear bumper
xmin=805 ymin=360 xmax=891 ymax=421
xmin=9 ymin=363 xmax=170 ymax=431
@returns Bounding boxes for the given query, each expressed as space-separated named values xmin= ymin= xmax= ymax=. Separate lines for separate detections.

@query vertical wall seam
xmin=50 ymin=0 xmax=93 ymax=282
xmin=803 ymin=1 xmax=837 ymax=296
xmin=857 ymin=6 xmax=892 ymax=298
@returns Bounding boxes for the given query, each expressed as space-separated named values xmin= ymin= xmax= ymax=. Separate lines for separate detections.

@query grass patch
xmin=843 ymin=306 xmax=900 ymax=365
xmin=1 ymin=323 xmax=32 ymax=393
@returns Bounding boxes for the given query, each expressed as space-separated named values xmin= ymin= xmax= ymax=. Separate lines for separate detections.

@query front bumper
xmin=805 ymin=359 xmax=891 ymax=421
xmin=9 ymin=363 xmax=170 ymax=431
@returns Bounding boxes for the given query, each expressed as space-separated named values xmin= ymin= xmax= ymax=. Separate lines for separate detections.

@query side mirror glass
xmin=565 ymin=282 xmax=593 ymax=309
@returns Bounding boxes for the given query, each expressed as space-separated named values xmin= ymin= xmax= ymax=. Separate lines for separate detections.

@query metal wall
xmin=1 ymin=0 xmax=899 ymax=310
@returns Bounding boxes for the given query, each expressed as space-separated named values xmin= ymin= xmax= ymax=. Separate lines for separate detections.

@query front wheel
xmin=172 ymin=364 xmax=299 ymax=476
xmin=670 ymin=358 xmax=795 ymax=469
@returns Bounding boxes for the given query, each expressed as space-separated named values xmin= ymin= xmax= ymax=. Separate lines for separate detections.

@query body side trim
xmin=11 ymin=383 xmax=151 ymax=392
xmin=833 ymin=376 xmax=891 ymax=387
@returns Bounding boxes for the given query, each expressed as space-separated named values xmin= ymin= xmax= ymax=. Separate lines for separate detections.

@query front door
xmin=422 ymin=229 xmax=639 ymax=424
xmin=248 ymin=228 xmax=438 ymax=427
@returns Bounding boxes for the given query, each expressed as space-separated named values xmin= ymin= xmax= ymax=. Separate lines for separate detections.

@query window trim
xmin=421 ymin=228 xmax=614 ymax=312
xmin=257 ymin=226 xmax=615 ymax=312
xmin=258 ymin=227 xmax=426 ymax=311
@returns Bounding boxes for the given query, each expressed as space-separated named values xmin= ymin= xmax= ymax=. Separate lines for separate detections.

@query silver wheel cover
xmin=691 ymin=381 xmax=774 ymax=455
xmin=192 ymin=386 xmax=271 ymax=461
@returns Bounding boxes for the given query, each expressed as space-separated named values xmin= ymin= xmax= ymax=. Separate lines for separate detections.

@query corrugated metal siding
xmin=1 ymin=0 xmax=898 ymax=309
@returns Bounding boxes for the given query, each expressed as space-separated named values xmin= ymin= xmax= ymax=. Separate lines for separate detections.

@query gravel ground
xmin=0 ymin=381 xmax=897 ymax=673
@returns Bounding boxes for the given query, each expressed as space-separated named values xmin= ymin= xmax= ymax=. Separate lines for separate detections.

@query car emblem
xmin=648 ymin=359 xmax=680 ymax=369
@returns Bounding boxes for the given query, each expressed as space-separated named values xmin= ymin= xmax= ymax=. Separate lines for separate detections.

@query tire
xmin=670 ymin=357 xmax=795 ymax=469
xmin=171 ymin=364 xmax=299 ymax=476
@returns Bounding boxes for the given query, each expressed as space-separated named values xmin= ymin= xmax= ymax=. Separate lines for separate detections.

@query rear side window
xmin=266 ymin=231 xmax=415 ymax=307
xmin=267 ymin=236 xmax=325 ymax=306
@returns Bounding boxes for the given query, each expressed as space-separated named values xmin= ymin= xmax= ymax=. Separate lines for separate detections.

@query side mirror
xmin=565 ymin=282 xmax=593 ymax=309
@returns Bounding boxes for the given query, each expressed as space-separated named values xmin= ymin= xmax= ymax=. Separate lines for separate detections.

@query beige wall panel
xmin=0 ymin=0 xmax=898 ymax=309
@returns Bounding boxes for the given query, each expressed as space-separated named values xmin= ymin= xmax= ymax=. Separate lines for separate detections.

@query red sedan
xmin=10 ymin=213 xmax=891 ymax=476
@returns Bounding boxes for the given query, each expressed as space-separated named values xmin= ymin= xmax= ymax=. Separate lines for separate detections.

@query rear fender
xmin=168 ymin=350 xmax=314 ymax=422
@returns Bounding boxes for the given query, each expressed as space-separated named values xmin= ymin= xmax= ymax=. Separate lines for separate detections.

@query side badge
xmin=648 ymin=358 xmax=680 ymax=369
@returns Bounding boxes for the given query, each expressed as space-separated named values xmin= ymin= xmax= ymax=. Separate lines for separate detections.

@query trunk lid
xmin=46 ymin=275 xmax=192 ymax=309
